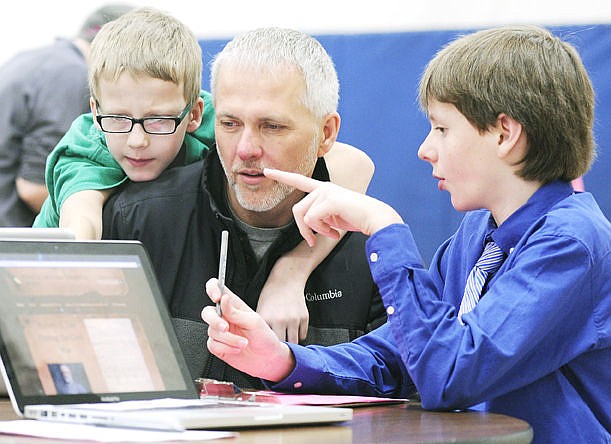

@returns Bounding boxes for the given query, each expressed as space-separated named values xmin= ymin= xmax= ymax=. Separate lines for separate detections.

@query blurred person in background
xmin=0 ymin=3 xmax=132 ymax=226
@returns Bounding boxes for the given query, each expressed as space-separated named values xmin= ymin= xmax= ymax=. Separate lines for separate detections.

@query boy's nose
xmin=417 ymin=132 xmax=436 ymax=163
xmin=127 ymin=123 xmax=150 ymax=148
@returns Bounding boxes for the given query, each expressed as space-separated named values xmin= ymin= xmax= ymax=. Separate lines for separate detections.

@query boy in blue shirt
xmin=202 ymin=25 xmax=611 ymax=443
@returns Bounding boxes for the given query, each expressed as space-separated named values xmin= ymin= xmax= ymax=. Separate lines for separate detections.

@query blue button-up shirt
xmin=272 ymin=181 xmax=610 ymax=443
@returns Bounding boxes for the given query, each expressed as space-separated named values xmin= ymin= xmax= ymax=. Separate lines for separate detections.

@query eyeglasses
xmin=95 ymin=103 xmax=191 ymax=135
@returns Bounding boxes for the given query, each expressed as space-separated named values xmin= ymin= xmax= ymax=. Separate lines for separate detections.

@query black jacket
xmin=103 ymin=149 xmax=386 ymax=388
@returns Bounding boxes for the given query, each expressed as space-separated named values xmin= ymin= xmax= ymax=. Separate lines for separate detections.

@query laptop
xmin=0 ymin=228 xmax=76 ymax=397
xmin=0 ymin=240 xmax=352 ymax=431
xmin=0 ymin=227 xmax=76 ymax=241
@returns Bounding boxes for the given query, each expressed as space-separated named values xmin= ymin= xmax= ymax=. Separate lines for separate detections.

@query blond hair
xmin=89 ymin=7 xmax=202 ymax=107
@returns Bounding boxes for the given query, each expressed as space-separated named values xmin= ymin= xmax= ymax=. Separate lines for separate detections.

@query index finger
xmin=263 ymin=168 xmax=321 ymax=193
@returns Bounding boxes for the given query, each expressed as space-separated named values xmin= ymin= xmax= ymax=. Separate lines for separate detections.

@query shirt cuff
xmin=264 ymin=342 xmax=326 ymax=392
xmin=366 ymin=224 xmax=422 ymax=279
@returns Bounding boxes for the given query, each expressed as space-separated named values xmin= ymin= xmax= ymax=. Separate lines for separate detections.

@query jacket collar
xmin=201 ymin=149 xmax=331 ymax=223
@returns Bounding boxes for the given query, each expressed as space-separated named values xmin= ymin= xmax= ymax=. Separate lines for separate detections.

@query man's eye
xmin=263 ymin=123 xmax=283 ymax=130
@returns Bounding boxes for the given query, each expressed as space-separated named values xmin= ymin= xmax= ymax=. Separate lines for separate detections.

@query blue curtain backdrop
xmin=199 ymin=24 xmax=611 ymax=264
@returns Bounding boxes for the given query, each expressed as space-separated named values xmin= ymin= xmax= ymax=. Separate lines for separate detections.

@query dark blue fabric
xmin=199 ymin=24 xmax=611 ymax=264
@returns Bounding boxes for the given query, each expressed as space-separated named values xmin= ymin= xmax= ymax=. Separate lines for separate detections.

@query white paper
xmin=0 ymin=420 xmax=237 ymax=442
xmin=84 ymin=318 xmax=155 ymax=392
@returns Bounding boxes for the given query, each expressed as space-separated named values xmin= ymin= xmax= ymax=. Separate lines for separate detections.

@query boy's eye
xmin=435 ymin=126 xmax=446 ymax=134
xmin=219 ymin=120 xmax=239 ymax=129
xmin=144 ymin=118 xmax=169 ymax=131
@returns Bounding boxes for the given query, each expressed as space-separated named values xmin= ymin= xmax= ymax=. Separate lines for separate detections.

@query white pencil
xmin=217 ymin=230 xmax=229 ymax=316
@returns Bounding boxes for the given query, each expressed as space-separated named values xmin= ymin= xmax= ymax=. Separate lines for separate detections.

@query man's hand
xmin=202 ymin=278 xmax=296 ymax=382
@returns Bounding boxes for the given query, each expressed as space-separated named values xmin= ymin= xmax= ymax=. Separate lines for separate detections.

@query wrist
xmin=263 ymin=342 xmax=296 ymax=382
xmin=369 ymin=207 xmax=404 ymax=235
xmin=270 ymin=250 xmax=317 ymax=279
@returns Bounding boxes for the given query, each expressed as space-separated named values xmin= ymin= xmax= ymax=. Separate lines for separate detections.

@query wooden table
xmin=0 ymin=399 xmax=533 ymax=443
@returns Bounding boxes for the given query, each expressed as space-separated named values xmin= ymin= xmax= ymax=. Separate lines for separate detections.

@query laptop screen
xmin=0 ymin=240 xmax=199 ymax=412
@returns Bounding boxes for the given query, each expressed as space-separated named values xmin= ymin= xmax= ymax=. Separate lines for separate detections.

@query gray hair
xmin=210 ymin=27 xmax=339 ymax=120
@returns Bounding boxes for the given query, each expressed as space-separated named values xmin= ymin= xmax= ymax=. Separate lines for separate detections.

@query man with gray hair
xmin=0 ymin=4 xmax=132 ymax=227
xmin=102 ymin=27 xmax=388 ymax=389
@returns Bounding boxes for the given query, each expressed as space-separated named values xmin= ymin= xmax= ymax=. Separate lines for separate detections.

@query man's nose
xmin=236 ymin=127 xmax=263 ymax=160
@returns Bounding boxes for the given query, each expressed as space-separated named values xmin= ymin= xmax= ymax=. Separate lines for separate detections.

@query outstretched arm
xmin=59 ymin=189 xmax=114 ymax=239
xmin=256 ymin=142 xmax=374 ymax=343
xmin=203 ymin=277 xmax=413 ymax=398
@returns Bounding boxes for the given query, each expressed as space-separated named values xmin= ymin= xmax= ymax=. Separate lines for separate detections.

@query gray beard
xmin=233 ymin=178 xmax=295 ymax=212
xmin=218 ymin=141 xmax=319 ymax=213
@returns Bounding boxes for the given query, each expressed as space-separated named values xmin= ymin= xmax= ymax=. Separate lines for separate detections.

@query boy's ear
xmin=495 ymin=113 xmax=526 ymax=159
xmin=316 ymin=112 xmax=341 ymax=157
xmin=186 ymin=96 xmax=205 ymax=133
xmin=90 ymin=97 xmax=102 ymax=130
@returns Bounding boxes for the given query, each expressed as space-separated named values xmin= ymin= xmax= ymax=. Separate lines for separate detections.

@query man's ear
xmin=186 ymin=96 xmax=204 ymax=133
xmin=495 ymin=113 xmax=526 ymax=160
xmin=317 ymin=112 xmax=341 ymax=157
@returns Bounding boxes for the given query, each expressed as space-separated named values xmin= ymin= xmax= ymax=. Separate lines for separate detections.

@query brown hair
xmin=419 ymin=25 xmax=596 ymax=182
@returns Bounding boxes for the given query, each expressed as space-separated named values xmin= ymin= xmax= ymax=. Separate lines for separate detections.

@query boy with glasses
xmin=34 ymin=7 xmax=376 ymax=345
xmin=99 ymin=23 xmax=389 ymax=387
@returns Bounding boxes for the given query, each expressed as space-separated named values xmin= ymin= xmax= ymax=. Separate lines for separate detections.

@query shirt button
xmin=293 ymin=382 xmax=303 ymax=389
xmin=370 ymin=252 xmax=378 ymax=262
xmin=509 ymin=247 xmax=514 ymax=254
xmin=386 ymin=306 xmax=395 ymax=315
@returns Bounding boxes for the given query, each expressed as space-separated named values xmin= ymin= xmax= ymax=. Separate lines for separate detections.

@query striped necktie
xmin=458 ymin=240 xmax=505 ymax=324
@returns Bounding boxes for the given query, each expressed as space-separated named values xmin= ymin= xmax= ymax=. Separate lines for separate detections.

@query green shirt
xmin=34 ymin=90 xmax=215 ymax=227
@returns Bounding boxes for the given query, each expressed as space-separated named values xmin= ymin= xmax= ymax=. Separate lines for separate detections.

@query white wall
xmin=1 ymin=0 xmax=611 ymax=65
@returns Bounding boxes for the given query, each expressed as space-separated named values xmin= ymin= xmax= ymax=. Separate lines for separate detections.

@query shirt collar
xmin=490 ymin=180 xmax=574 ymax=253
